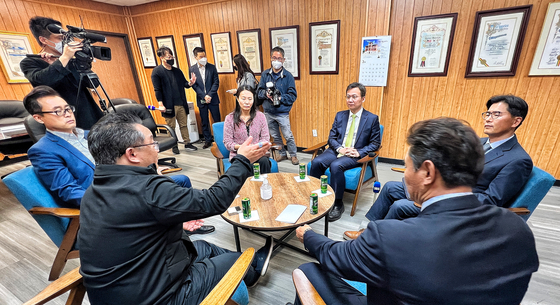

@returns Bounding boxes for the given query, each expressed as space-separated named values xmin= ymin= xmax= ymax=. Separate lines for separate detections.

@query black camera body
xmin=266 ymin=81 xmax=281 ymax=107
xmin=48 ymin=24 xmax=111 ymax=73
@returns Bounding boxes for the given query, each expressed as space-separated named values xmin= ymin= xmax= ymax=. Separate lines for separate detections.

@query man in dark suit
xmin=309 ymin=82 xmax=381 ymax=222
xmin=20 ymin=16 xmax=103 ymax=130
xmin=292 ymin=117 xmax=539 ymax=305
xmin=151 ymin=46 xmax=198 ymax=153
xmin=189 ymin=47 xmax=221 ymax=149
xmin=345 ymin=95 xmax=532 ymax=239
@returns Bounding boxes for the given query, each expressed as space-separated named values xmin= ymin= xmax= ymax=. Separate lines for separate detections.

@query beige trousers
xmin=164 ymin=106 xmax=190 ymax=144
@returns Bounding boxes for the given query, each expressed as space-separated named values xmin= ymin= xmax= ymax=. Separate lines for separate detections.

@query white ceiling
xmin=91 ymin=0 xmax=159 ymax=6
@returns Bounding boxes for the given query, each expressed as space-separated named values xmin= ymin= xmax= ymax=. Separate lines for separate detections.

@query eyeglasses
xmin=481 ymin=111 xmax=504 ymax=120
xmin=346 ymin=95 xmax=361 ymax=101
xmin=271 ymin=56 xmax=284 ymax=61
xmin=37 ymin=105 xmax=75 ymax=117
xmin=131 ymin=141 xmax=159 ymax=151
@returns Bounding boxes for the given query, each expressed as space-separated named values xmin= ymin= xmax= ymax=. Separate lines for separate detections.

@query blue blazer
xmin=189 ymin=63 xmax=220 ymax=107
xmin=27 ymin=131 xmax=95 ymax=208
xmin=304 ymin=195 xmax=539 ymax=304
xmin=474 ymin=135 xmax=533 ymax=207
xmin=327 ymin=109 xmax=381 ymax=158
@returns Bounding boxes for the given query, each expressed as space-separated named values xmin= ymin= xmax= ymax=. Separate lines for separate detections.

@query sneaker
xmin=185 ymin=143 xmax=198 ymax=151
xmin=275 ymin=154 xmax=288 ymax=162
xmin=172 ymin=146 xmax=180 ymax=154
xmin=248 ymin=236 xmax=274 ymax=287
xmin=291 ymin=156 xmax=299 ymax=165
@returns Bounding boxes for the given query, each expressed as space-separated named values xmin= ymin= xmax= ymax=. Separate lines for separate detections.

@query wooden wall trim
xmin=20 ymin=0 xmax=124 ymax=16
xmin=130 ymin=0 xmax=232 ymax=17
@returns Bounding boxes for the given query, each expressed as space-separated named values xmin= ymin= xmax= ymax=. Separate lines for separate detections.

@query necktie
xmin=339 ymin=114 xmax=356 ymax=157
xmin=483 ymin=141 xmax=492 ymax=154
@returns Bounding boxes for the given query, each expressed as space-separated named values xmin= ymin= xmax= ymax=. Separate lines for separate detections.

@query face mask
xmin=198 ymin=57 xmax=207 ymax=66
xmin=46 ymin=38 xmax=63 ymax=54
xmin=165 ymin=58 xmax=175 ymax=66
xmin=272 ymin=60 xmax=283 ymax=70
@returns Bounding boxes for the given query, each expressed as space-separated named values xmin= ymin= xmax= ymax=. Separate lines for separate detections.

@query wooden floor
xmin=0 ymin=146 xmax=558 ymax=305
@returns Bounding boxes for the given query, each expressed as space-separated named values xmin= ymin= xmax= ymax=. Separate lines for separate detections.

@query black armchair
xmin=0 ymin=100 xmax=34 ymax=155
xmin=111 ymin=103 xmax=179 ymax=168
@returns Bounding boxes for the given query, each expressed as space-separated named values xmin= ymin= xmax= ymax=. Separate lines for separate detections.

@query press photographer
xmin=20 ymin=16 xmax=106 ymax=129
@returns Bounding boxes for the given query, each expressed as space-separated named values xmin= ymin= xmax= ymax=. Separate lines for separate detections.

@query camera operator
xmin=21 ymin=16 xmax=103 ymax=130
xmin=257 ymin=46 xmax=299 ymax=165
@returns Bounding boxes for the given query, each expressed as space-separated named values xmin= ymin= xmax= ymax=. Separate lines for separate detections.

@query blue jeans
xmin=265 ymin=112 xmax=297 ymax=157
xmin=365 ymin=181 xmax=420 ymax=220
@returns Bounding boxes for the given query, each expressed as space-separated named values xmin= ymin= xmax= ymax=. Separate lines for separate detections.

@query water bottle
xmin=260 ymin=177 xmax=272 ymax=200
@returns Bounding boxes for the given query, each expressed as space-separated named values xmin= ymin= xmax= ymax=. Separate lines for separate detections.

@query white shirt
xmin=48 ymin=128 xmax=95 ymax=164
xmin=198 ymin=64 xmax=206 ymax=90
xmin=340 ymin=108 xmax=363 ymax=149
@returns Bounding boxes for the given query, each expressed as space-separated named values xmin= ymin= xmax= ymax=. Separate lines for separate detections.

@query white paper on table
xmin=312 ymin=189 xmax=333 ymax=198
xmin=235 ymin=194 xmax=240 ymax=198
xmin=250 ymin=174 xmax=268 ymax=182
xmin=275 ymin=205 xmax=307 ymax=224
xmin=239 ymin=210 xmax=260 ymax=223
xmin=293 ymin=176 xmax=310 ymax=182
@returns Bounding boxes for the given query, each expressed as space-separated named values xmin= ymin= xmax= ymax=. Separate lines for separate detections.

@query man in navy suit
xmin=189 ymin=47 xmax=221 ymax=149
xmin=344 ymin=95 xmax=532 ymax=239
xmin=309 ymin=82 xmax=381 ymax=222
xmin=293 ymin=117 xmax=538 ymax=305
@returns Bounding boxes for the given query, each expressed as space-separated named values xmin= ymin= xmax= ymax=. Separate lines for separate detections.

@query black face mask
xmin=233 ymin=66 xmax=238 ymax=71
xmin=166 ymin=58 xmax=175 ymax=66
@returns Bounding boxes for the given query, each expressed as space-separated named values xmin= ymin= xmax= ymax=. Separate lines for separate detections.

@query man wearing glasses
xmin=309 ymin=83 xmax=381 ymax=221
xmin=23 ymin=86 xmax=192 ymax=209
xmin=257 ymin=46 xmax=299 ymax=165
xmin=151 ymin=47 xmax=198 ymax=153
xmin=344 ymin=95 xmax=532 ymax=240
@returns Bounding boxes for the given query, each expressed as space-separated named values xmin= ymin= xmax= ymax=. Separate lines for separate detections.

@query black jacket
xmin=189 ymin=63 xmax=220 ymax=107
xmin=20 ymin=57 xmax=103 ymax=129
xmin=78 ymin=156 xmax=252 ymax=305
xmin=151 ymin=65 xmax=192 ymax=118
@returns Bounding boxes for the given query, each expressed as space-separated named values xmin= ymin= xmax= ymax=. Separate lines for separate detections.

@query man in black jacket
xmin=79 ymin=112 xmax=274 ymax=305
xmin=152 ymin=46 xmax=198 ymax=153
xmin=20 ymin=16 xmax=103 ymax=130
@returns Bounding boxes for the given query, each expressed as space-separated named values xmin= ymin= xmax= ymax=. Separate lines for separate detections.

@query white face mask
xmin=272 ymin=60 xmax=283 ymax=70
xmin=46 ymin=38 xmax=63 ymax=54
xmin=198 ymin=57 xmax=207 ymax=66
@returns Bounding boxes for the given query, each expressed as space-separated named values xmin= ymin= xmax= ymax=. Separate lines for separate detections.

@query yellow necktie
xmin=339 ymin=114 xmax=356 ymax=157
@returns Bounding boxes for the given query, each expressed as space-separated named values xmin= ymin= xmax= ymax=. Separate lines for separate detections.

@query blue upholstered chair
xmin=2 ymin=166 xmax=80 ymax=281
xmin=210 ymin=122 xmax=278 ymax=177
xmin=304 ymin=125 xmax=384 ymax=216
xmin=507 ymin=166 xmax=555 ymax=221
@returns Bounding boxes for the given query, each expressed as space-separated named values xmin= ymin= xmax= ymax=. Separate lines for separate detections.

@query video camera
xmin=47 ymin=24 xmax=111 ymax=73
xmin=266 ymin=81 xmax=281 ymax=106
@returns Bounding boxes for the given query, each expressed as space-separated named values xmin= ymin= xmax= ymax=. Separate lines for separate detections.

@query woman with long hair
xmin=223 ymin=85 xmax=271 ymax=173
xmin=227 ymin=54 xmax=257 ymax=95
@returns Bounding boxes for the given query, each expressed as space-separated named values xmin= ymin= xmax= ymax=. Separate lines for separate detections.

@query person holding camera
xmin=151 ymin=47 xmax=198 ymax=153
xmin=257 ymin=47 xmax=299 ymax=165
xmin=189 ymin=47 xmax=221 ymax=149
xmin=20 ymin=16 xmax=103 ymax=130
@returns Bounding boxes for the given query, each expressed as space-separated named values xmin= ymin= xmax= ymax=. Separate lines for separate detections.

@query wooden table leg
xmin=233 ymin=225 xmax=241 ymax=252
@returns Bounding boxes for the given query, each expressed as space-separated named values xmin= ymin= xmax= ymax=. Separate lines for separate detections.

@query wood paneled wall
xmin=383 ymin=0 xmax=560 ymax=178
xmin=129 ymin=0 xmax=391 ymax=146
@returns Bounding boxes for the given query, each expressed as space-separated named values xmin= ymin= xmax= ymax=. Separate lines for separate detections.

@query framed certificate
xmin=237 ymin=29 xmax=263 ymax=74
xmin=465 ymin=5 xmax=532 ymax=78
xmin=309 ymin=20 xmax=340 ymax=74
xmin=137 ymin=37 xmax=157 ymax=68
xmin=0 ymin=31 xmax=35 ymax=83
xmin=155 ymin=35 xmax=179 ymax=68
xmin=210 ymin=32 xmax=234 ymax=74
xmin=183 ymin=33 xmax=205 ymax=68
xmin=408 ymin=13 xmax=458 ymax=77
xmin=270 ymin=25 xmax=300 ymax=79
xmin=529 ymin=2 xmax=560 ymax=76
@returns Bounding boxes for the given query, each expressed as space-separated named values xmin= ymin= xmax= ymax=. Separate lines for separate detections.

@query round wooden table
xmin=221 ymin=173 xmax=335 ymax=254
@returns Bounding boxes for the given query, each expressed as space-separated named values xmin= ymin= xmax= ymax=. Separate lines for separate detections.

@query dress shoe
xmin=327 ymin=205 xmax=345 ymax=222
xmin=248 ymin=236 xmax=274 ymax=288
xmin=275 ymin=154 xmax=288 ymax=162
xmin=343 ymin=228 xmax=365 ymax=240
xmin=184 ymin=225 xmax=215 ymax=236
xmin=291 ymin=156 xmax=299 ymax=165
xmin=172 ymin=146 xmax=180 ymax=154
xmin=202 ymin=141 xmax=212 ymax=149
xmin=184 ymin=143 xmax=198 ymax=151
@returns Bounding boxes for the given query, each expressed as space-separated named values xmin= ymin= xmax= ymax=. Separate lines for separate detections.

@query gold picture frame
xmin=0 ymin=31 xmax=35 ymax=83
